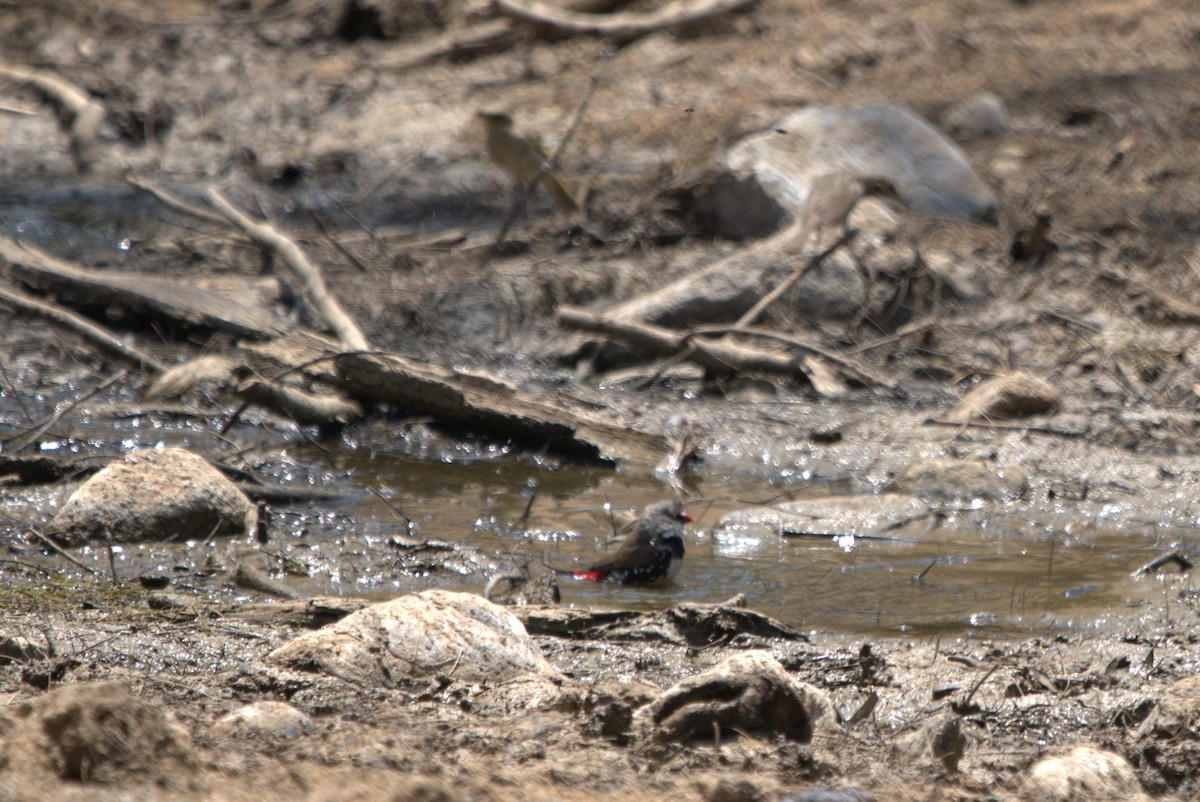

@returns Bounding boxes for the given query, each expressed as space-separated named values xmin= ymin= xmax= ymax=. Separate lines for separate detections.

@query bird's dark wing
xmin=585 ymin=535 xmax=655 ymax=575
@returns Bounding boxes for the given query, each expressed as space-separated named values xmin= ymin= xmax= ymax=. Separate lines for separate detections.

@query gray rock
xmin=941 ymin=92 xmax=1009 ymax=139
xmin=44 ymin=447 xmax=253 ymax=546
xmin=726 ymin=102 xmax=998 ymax=224
xmin=265 ymin=590 xmax=557 ymax=685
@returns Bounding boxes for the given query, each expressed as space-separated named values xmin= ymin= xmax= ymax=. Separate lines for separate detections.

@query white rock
xmin=266 ymin=590 xmax=556 ymax=685
xmin=1024 ymin=744 xmax=1147 ymax=802
xmin=210 ymin=701 xmax=313 ymax=740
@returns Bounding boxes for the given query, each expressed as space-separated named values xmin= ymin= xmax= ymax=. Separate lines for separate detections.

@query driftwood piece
xmin=494 ymin=0 xmax=759 ymax=40
xmin=234 ymin=375 xmax=364 ymax=427
xmin=559 ymin=305 xmax=811 ymax=377
xmin=206 ymin=189 xmax=370 ymax=351
xmin=376 ymin=0 xmax=632 ymax=72
xmin=736 ymin=228 xmax=857 ymax=328
xmin=0 ymin=63 xmax=105 ymax=171
xmin=0 ymin=237 xmax=285 ymax=341
xmin=600 ymin=227 xmax=799 ymax=329
xmin=515 ymin=597 xmax=806 ymax=646
xmin=693 ymin=325 xmax=902 ymax=393
xmin=222 ymin=596 xmax=371 ymax=628
xmin=143 ymin=355 xmax=239 ymax=400
xmin=0 ymin=280 xmax=164 ymax=372
xmin=335 ymin=352 xmax=671 ymax=464
xmin=1102 ymin=268 xmax=1200 ymax=325
xmin=377 ymin=19 xmax=519 ymax=72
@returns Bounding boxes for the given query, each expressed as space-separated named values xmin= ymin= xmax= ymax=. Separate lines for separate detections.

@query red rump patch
xmin=573 ymin=570 xmax=607 ymax=581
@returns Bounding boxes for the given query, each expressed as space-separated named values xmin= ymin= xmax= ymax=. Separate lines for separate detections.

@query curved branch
xmin=493 ymin=0 xmax=758 ymax=39
xmin=205 ymin=189 xmax=370 ymax=351
xmin=0 ymin=63 xmax=106 ymax=172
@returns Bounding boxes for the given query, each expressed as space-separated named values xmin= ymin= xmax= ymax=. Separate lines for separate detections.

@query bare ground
xmin=4 ymin=0 xmax=1200 ymax=799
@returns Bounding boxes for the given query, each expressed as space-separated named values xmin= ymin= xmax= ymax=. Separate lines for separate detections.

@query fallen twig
xmin=234 ymin=373 xmax=363 ymax=428
xmin=1132 ymin=550 xmax=1193 ymax=579
xmin=0 ymin=277 xmax=164 ymax=372
xmin=377 ymin=19 xmax=518 ymax=72
xmin=736 ymin=227 xmax=858 ymax=328
xmin=923 ymin=417 xmax=1086 ymax=438
xmin=559 ymin=306 xmax=800 ymax=377
xmin=692 ymin=324 xmax=902 ymax=394
xmin=0 ymin=63 xmax=105 ymax=171
xmin=206 ymin=188 xmax=370 ymax=350
xmin=494 ymin=0 xmax=759 ymax=41
xmin=5 ymin=370 xmax=129 ymax=455
xmin=126 ymin=174 xmax=228 ymax=226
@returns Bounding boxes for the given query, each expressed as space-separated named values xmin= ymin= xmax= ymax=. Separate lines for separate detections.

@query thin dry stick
xmin=126 ymin=174 xmax=227 ymax=225
xmin=308 ymin=208 xmax=370 ymax=272
xmin=29 ymin=529 xmax=98 ymax=575
xmin=546 ymin=46 xmax=611 ymax=171
xmin=692 ymin=324 xmax=900 ymax=393
xmin=0 ymin=281 xmax=165 ymax=372
xmin=493 ymin=0 xmax=759 ymax=40
xmin=634 ymin=230 xmax=857 ymax=387
xmin=735 ymin=227 xmax=858 ymax=328
xmin=206 ymin=188 xmax=370 ymax=350
xmin=0 ymin=63 xmax=105 ymax=171
xmin=5 ymin=369 xmax=129 ymax=454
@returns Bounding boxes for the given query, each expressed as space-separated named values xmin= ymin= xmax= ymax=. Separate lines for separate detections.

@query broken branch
xmin=205 ymin=188 xmax=370 ymax=351
xmin=494 ymin=0 xmax=759 ymax=40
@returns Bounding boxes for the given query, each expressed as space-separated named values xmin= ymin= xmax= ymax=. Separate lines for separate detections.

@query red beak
xmin=679 ymin=511 xmax=694 ymax=523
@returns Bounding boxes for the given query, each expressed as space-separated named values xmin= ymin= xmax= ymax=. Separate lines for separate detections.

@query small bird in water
xmin=476 ymin=107 xmax=580 ymax=215
xmin=568 ymin=500 xmax=693 ymax=584
xmin=787 ymin=173 xmax=902 ymax=252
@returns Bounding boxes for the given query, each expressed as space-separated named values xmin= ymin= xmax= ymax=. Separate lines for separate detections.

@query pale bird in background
xmin=476 ymin=108 xmax=580 ymax=216
xmin=786 ymin=172 xmax=902 ymax=252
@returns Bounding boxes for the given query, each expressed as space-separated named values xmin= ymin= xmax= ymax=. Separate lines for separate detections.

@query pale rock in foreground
xmin=1023 ymin=744 xmax=1148 ymax=802
xmin=44 ymin=447 xmax=253 ymax=546
xmin=266 ymin=589 xmax=557 ymax=685
xmin=210 ymin=700 xmax=313 ymax=740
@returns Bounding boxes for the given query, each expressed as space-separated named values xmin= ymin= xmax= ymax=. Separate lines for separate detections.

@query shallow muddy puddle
xmin=7 ymin=401 xmax=1197 ymax=641
xmin=34 ymin=422 xmax=1186 ymax=642
xmin=327 ymin=450 xmax=1198 ymax=640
